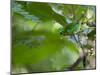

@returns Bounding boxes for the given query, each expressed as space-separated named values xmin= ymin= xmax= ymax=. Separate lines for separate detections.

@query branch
xmin=72 ymin=34 xmax=87 ymax=68
xmin=68 ymin=55 xmax=84 ymax=70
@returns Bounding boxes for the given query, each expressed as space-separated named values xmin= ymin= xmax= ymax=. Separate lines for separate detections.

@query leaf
xmin=87 ymin=29 xmax=96 ymax=40
xmin=62 ymin=5 xmax=87 ymax=22
xmin=26 ymin=44 xmax=79 ymax=72
xmin=12 ymin=13 xmax=38 ymax=32
xmin=12 ymin=30 xmax=79 ymax=64
xmin=15 ymin=1 xmax=67 ymax=27
xmin=12 ymin=2 xmax=40 ymax=22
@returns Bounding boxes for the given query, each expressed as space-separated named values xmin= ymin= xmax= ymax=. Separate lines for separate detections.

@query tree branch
xmin=71 ymin=34 xmax=87 ymax=68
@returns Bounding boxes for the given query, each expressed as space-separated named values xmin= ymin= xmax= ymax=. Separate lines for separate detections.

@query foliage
xmin=12 ymin=1 xmax=96 ymax=74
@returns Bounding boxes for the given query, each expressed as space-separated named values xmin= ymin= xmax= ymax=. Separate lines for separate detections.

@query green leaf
xmin=12 ymin=2 xmax=40 ymax=22
xmin=15 ymin=1 xmax=67 ymax=27
xmin=12 ymin=13 xmax=38 ymax=32
xmin=12 ymin=30 xmax=80 ymax=65
xmin=87 ymin=29 xmax=96 ymax=40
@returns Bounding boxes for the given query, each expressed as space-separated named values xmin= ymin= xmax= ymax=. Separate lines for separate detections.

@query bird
xmin=60 ymin=23 xmax=81 ymax=35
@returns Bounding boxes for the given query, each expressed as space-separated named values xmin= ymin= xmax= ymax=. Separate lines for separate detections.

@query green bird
xmin=60 ymin=23 xmax=81 ymax=35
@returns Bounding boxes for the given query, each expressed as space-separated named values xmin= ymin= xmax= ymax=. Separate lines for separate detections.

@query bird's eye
xmin=60 ymin=31 xmax=64 ymax=35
